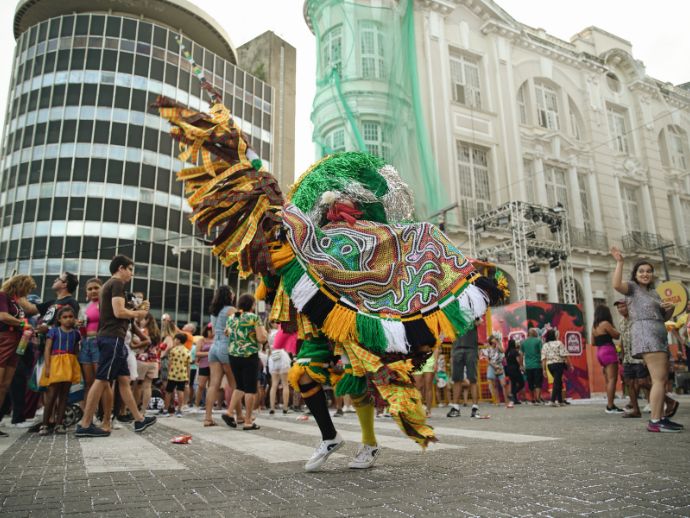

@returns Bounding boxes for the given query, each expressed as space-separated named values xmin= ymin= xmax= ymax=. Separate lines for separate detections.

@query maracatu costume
xmin=157 ymin=89 xmax=500 ymax=449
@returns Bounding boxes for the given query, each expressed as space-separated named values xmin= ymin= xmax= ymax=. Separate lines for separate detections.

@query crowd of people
xmin=0 ymin=254 xmax=341 ymax=439
xmin=0 ymin=247 xmax=686 ymax=443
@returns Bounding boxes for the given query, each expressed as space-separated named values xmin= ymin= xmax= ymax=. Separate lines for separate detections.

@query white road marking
xmin=0 ymin=428 xmax=23 ymax=456
xmin=368 ymin=420 xmax=558 ymax=443
xmin=259 ymin=418 xmax=463 ymax=452
xmin=79 ymin=428 xmax=186 ymax=473
xmin=157 ymin=417 xmax=345 ymax=464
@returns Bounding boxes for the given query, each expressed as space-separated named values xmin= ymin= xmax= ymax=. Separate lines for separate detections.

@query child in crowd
xmin=435 ymin=352 xmax=451 ymax=406
xmin=39 ymin=307 xmax=82 ymax=435
xmin=482 ymin=336 xmax=513 ymax=408
xmin=163 ymin=333 xmax=191 ymax=417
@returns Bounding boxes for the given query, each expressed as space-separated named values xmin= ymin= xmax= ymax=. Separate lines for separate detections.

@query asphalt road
xmin=0 ymin=396 xmax=688 ymax=517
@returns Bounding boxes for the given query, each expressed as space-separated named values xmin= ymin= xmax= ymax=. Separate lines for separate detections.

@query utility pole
xmin=655 ymin=243 xmax=674 ymax=281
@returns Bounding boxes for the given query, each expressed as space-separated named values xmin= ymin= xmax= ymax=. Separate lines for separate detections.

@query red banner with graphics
xmin=490 ymin=301 xmax=590 ymax=399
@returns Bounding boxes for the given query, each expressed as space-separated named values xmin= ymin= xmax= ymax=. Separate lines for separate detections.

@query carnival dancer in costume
xmin=156 ymin=46 xmax=502 ymax=471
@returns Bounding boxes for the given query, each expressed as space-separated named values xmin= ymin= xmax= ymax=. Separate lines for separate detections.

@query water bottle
xmin=16 ymin=325 xmax=33 ymax=355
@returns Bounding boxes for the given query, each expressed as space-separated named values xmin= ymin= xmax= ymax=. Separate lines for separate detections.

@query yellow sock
xmin=354 ymin=402 xmax=376 ymax=446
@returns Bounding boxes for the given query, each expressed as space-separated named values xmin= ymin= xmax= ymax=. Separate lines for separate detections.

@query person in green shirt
xmin=223 ymin=293 xmax=267 ymax=431
xmin=521 ymin=328 xmax=544 ymax=404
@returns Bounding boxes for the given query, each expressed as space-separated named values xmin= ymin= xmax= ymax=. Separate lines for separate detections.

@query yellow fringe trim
xmin=423 ymin=310 xmax=457 ymax=342
xmin=254 ymin=279 xmax=268 ymax=301
xmin=269 ymin=243 xmax=296 ymax=269
xmin=321 ymin=305 xmax=357 ymax=344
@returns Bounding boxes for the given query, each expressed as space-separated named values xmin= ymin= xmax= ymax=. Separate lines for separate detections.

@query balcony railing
xmin=570 ymin=227 xmax=609 ymax=251
xmin=621 ymin=231 xmax=672 ymax=253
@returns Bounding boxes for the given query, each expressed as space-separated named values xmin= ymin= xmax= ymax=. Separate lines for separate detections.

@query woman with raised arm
xmin=610 ymin=246 xmax=682 ymax=432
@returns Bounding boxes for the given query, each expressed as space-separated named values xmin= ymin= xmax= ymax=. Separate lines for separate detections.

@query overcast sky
xmin=1 ymin=0 xmax=689 ymax=179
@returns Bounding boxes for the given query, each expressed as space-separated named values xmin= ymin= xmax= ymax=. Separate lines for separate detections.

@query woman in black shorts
xmin=223 ymin=294 xmax=267 ymax=430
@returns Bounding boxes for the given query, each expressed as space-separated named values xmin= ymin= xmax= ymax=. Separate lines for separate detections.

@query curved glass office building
xmin=1 ymin=0 xmax=275 ymax=324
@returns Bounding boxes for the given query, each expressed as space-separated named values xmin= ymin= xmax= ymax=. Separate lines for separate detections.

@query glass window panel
xmin=102 ymin=199 xmax=120 ymax=223
xmin=106 ymin=159 xmax=123 ymax=183
xmin=93 ymin=120 xmax=109 ymax=144
xmin=122 ymin=19 xmax=136 ymax=40
xmin=144 ymin=127 xmax=158 ymax=152
xmin=85 ymin=197 xmax=102 ymax=220
xmin=118 ymin=52 xmax=133 ymax=73
xmin=33 ymin=122 xmax=46 ymax=146
xmin=27 ymin=90 xmax=38 ymax=112
xmin=75 ymin=15 xmax=89 ymax=35
xmin=130 ymin=89 xmax=146 ymax=111
xmin=134 ymin=55 xmax=149 ymax=76
xmin=164 ymin=63 xmax=177 ymax=87
xmin=64 ymin=235 xmax=81 ymax=259
xmin=61 ymin=119 xmax=76 ymax=142
xmin=106 ymin=17 xmax=120 ymax=37
xmin=100 ymin=49 xmax=116 ymax=71
xmin=61 ymin=16 xmax=74 ymax=37
xmin=127 ymin=125 xmax=143 ymax=148
xmin=111 ymin=122 xmax=126 ymax=146
xmin=49 ymin=19 xmax=60 ymax=39
xmin=32 ymin=54 xmax=44 ymax=77
xmin=150 ymin=59 xmax=164 ymax=81
xmin=81 ymin=85 xmax=97 ymax=107
xmin=66 ymin=83 xmax=81 ymax=105
xmin=43 ymin=51 xmax=56 ymax=74
xmin=90 ymin=158 xmax=106 ymax=182
xmin=90 ymin=15 xmax=105 ymax=36
xmin=77 ymin=120 xmax=93 ymax=142
xmin=85 ymin=49 xmax=101 ymax=69
xmin=121 ymin=200 xmax=137 ymax=224
xmin=137 ymin=22 xmax=152 ymax=43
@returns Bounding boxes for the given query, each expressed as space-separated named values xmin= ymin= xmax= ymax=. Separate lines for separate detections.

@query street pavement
xmin=0 ymin=397 xmax=689 ymax=517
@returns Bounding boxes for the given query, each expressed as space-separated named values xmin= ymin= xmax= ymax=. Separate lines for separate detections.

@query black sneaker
xmin=470 ymin=406 xmax=480 ymax=418
xmin=659 ymin=417 xmax=684 ymax=430
xmin=134 ymin=416 xmax=157 ymax=433
xmin=116 ymin=414 xmax=134 ymax=423
xmin=333 ymin=409 xmax=344 ymax=417
xmin=605 ymin=406 xmax=624 ymax=414
xmin=446 ymin=407 xmax=460 ymax=418
xmin=75 ymin=424 xmax=110 ymax=438
xmin=0 ymin=430 xmax=8 ymax=437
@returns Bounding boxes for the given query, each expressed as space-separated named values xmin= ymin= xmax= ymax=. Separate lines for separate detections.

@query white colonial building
xmin=306 ymin=0 xmax=690 ymax=330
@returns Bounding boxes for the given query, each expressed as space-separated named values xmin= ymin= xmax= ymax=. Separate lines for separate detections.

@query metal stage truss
xmin=468 ymin=201 xmax=577 ymax=303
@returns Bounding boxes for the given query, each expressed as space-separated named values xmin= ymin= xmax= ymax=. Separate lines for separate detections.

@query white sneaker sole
xmin=348 ymin=449 xmax=381 ymax=469
xmin=304 ymin=439 xmax=345 ymax=472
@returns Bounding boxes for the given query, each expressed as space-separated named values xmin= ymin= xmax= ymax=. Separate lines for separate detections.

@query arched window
xmin=534 ymin=80 xmax=560 ymax=130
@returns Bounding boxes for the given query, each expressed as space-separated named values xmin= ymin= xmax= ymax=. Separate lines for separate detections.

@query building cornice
xmin=416 ymin=0 xmax=456 ymax=15
xmin=480 ymin=19 xmax=520 ymax=40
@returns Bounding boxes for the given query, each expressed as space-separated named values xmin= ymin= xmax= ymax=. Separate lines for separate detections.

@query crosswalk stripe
xmin=0 ymin=429 xmax=23 ymax=456
xmin=157 ymin=417 xmax=345 ymax=464
xmin=258 ymin=418 xmax=463 ymax=452
xmin=79 ymin=428 xmax=186 ymax=473
xmin=367 ymin=420 xmax=558 ymax=443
